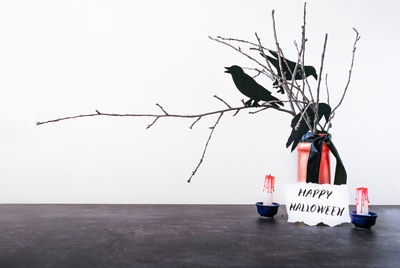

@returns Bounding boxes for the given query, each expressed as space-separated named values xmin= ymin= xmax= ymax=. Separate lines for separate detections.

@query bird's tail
xmin=272 ymin=101 xmax=284 ymax=108
xmin=268 ymin=98 xmax=284 ymax=108
xmin=260 ymin=52 xmax=278 ymax=67
xmin=267 ymin=49 xmax=279 ymax=59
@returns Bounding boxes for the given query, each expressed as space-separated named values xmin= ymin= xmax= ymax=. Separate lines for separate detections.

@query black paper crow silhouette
xmin=224 ymin=65 xmax=284 ymax=108
xmin=286 ymin=103 xmax=331 ymax=151
xmin=261 ymin=50 xmax=318 ymax=94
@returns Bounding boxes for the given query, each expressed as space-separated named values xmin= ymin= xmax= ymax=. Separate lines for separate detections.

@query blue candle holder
xmin=349 ymin=211 xmax=378 ymax=229
xmin=255 ymin=202 xmax=279 ymax=217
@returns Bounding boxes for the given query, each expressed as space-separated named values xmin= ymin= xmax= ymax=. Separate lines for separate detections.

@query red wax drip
xmin=355 ymin=187 xmax=369 ymax=214
xmin=263 ymin=175 xmax=275 ymax=193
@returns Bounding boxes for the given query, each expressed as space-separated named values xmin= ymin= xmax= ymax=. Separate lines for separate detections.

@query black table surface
xmin=0 ymin=205 xmax=398 ymax=268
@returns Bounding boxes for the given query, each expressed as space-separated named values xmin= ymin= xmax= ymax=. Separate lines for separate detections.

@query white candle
xmin=263 ymin=175 xmax=275 ymax=205
xmin=356 ymin=187 xmax=369 ymax=215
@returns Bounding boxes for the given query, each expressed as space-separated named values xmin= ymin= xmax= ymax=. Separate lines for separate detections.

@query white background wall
xmin=0 ymin=0 xmax=399 ymax=204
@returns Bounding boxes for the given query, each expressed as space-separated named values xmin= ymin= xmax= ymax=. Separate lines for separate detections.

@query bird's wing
xmin=268 ymin=50 xmax=297 ymax=72
xmin=245 ymin=73 xmax=273 ymax=96
xmin=287 ymin=106 xmax=315 ymax=151
xmin=265 ymin=94 xmax=284 ymax=107
xmin=260 ymin=52 xmax=279 ymax=69
xmin=234 ymin=72 xmax=274 ymax=100
xmin=253 ymin=81 xmax=272 ymax=96
xmin=286 ymin=126 xmax=308 ymax=152
xmin=286 ymin=115 xmax=312 ymax=151
xmin=253 ymin=82 xmax=285 ymax=107
xmin=317 ymin=103 xmax=331 ymax=121
xmin=286 ymin=103 xmax=332 ymax=151
xmin=265 ymin=55 xmax=280 ymax=70
xmin=268 ymin=49 xmax=279 ymax=59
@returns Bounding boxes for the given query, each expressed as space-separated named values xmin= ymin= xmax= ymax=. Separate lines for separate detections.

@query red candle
xmin=355 ymin=187 xmax=369 ymax=215
xmin=263 ymin=175 xmax=275 ymax=205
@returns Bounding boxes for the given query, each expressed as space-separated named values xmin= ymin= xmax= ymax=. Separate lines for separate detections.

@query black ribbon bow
xmin=304 ymin=134 xmax=347 ymax=185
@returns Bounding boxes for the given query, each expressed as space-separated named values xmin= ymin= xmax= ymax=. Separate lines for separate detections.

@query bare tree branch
xmin=232 ymin=109 xmax=240 ymax=117
xmin=246 ymin=67 xmax=264 ymax=79
xmin=156 ymin=103 xmax=169 ymax=115
xmin=216 ymin=36 xmax=267 ymax=50
xmin=190 ymin=117 xmax=202 ymax=129
xmin=271 ymin=9 xmax=313 ymax=132
xmin=209 ymin=36 xmax=270 ymax=71
xmin=36 ymin=99 xmax=294 ymax=183
xmin=242 ymin=67 xmax=274 ymax=80
xmin=300 ymin=2 xmax=315 ymax=104
xmin=211 ymin=35 xmax=287 ymax=87
xmin=287 ymin=44 xmax=303 ymax=107
xmin=326 ymin=28 xmax=360 ymax=132
xmin=187 ymin=113 xmax=223 ymax=183
xmin=253 ymin=33 xmax=281 ymax=81
xmin=37 ymin=112 xmax=103 ymax=125
xmin=249 ymin=107 xmax=268 ymax=114
xmin=36 ymin=103 xmax=295 ymax=126
xmin=295 ymin=102 xmax=312 ymax=131
xmin=321 ymin=73 xmax=331 ymax=130
xmin=213 ymin=95 xmax=231 ymax=109
xmin=146 ymin=117 xmax=160 ymax=129
xmin=325 ymin=73 xmax=330 ymax=106
xmin=313 ymin=33 xmax=328 ymax=133
xmin=255 ymin=32 xmax=295 ymax=114
xmin=271 ymin=10 xmax=290 ymax=100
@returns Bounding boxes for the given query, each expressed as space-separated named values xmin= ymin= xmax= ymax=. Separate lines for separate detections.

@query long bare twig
xmin=326 ymin=28 xmax=360 ymax=132
xmin=209 ymin=36 xmax=270 ymax=71
xmin=216 ymin=36 xmax=268 ymax=51
xmin=187 ymin=113 xmax=223 ymax=183
xmin=36 ymin=97 xmax=294 ymax=183
xmin=313 ymin=33 xmax=328 ymax=133
xmin=271 ymin=10 xmax=292 ymax=109
xmin=255 ymin=32 xmax=295 ymax=114
xmin=271 ymin=9 xmax=314 ymax=132
xmin=300 ymin=2 xmax=315 ymax=104
xmin=325 ymin=73 xmax=330 ymax=106
xmin=156 ymin=103 xmax=169 ymax=115
xmin=295 ymin=102 xmax=312 ymax=131
xmin=36 ymin=103 xmax=294 ymax=127
xmin=213 ymin=95 xmax=231 ymax=108
xmin=189 ymin=117 xmax=202 ymax=129
xmin=211 ymin=36 xmax=286 ymax=87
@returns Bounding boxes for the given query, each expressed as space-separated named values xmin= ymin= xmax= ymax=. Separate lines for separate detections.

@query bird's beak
xmin=313 ymin=73 xmax=318 ymax=80
xmin=224 ymin=67 xmax=230 ymax=73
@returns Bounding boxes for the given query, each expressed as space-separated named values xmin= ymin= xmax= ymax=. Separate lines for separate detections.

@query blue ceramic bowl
xmin=256 ymin=202 xmax=279 ymax=217
xmin=349 ymin=211 xmax=378 ymax=229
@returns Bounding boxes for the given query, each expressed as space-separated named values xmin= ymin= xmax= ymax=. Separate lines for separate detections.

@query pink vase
xmin=297 ymin=134 xmax=331 ymax=184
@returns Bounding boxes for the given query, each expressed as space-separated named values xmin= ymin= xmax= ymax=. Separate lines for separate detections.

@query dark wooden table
xmin=0 ymin=205 xmax=398 ymax=268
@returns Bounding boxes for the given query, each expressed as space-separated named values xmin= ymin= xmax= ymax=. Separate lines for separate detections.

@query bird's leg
xmin=251 ymin=100 xmax=260 ymax=107
xmin=273 ymin=79 xmax=285 ymax=94
xmin=244 ymin=99 xmax=253 ymax=107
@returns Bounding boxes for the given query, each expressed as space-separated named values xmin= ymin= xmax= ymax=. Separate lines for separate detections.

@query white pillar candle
xmin=263 ymin=175 xmax=275 ymax=205
xmin=356 ymin=187 xmax=369 ymax=215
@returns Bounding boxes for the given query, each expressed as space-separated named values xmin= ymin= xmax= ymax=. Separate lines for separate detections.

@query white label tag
xmin=285 ymin=183 xmax=350 ymax=227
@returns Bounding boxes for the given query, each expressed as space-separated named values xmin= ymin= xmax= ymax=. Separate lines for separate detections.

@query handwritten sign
xmin=285 ymin=183 xmax=350 ymax=227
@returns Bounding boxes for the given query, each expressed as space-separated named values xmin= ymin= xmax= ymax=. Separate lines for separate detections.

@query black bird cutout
xmin=261 ymin=50 xmax=318 ymax=94
xmin=286 ymin=103 xmax=332 ymax=152
xmin=224 ymin=65 xmax=284 ymax=108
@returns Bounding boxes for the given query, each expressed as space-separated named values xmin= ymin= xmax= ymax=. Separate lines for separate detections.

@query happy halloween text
xmin=288 ymin=188 xmax=346 ymax=217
